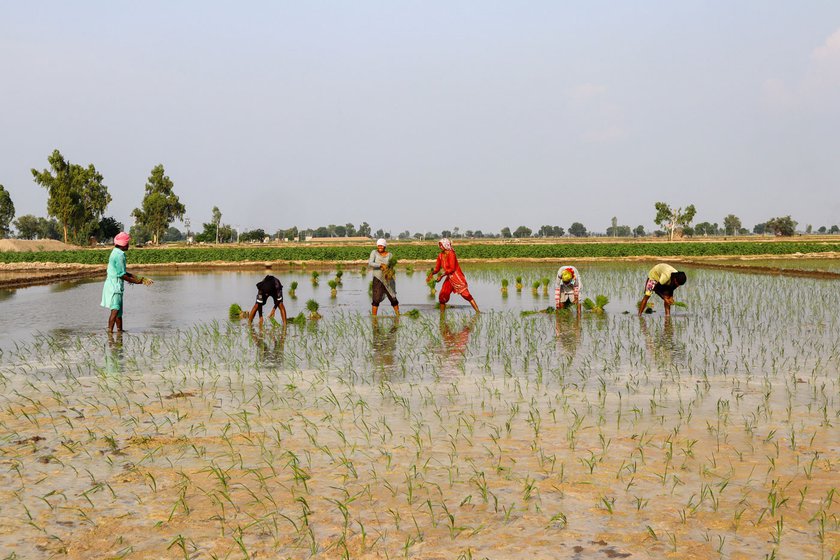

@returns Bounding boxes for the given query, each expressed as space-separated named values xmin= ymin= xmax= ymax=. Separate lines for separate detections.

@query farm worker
xmin=427 ymin=238 xmax=480 ymax=314
xmin=100 ymin=232 xmax=153 ymax=334
xmin=637 ymin=263 xmax=687 ymax=317
xmin=249 ymin=274 xmax=288 ymax=327
xmin=369 ymin=238 xmax=399 ymax=317
xmin=554 ymin=265 xmax=582 ymax=315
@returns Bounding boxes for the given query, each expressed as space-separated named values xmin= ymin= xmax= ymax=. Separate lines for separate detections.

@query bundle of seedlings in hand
xmin=583 ymin=295 xmax=609 ymax=313
xmin=638 ymin=300 xmax=655 ymax=313
xmin=405 ymin=309 xmax=421 ymax=319
xmin=306 ymin=299 xmax=322 ymax=320
xmin=382 ymin=256 xmax=398 ymax=283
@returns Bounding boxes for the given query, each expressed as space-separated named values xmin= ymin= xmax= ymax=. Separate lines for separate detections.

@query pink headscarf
xmin=438 ymin=238 xmax=452 ymax=251
xmin=114 ymin=232 xmax=131 ymax=246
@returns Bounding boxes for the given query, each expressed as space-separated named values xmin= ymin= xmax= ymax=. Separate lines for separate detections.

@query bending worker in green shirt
xmin=100 ymin=232 xmax=153 ymax=333
xmin=637 ymin=263 xmax=686 ymax=317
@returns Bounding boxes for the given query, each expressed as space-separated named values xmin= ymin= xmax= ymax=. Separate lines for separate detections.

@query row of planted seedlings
xmin=0 ymin=269 xmax=839 ymax=558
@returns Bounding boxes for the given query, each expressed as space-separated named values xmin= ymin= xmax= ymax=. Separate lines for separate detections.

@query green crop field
xmin=2 ymin=241 xmax=840 ymax=265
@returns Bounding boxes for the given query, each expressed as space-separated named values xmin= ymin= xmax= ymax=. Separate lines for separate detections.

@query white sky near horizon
xmin=1 ymin=1 xmax=839 ymax=236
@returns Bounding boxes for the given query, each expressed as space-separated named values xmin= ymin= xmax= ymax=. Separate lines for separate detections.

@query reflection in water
xmin=249 ymin=325 xmax=287 ymax=367
xmin=639 ymin=316 xmax=687 ymax=366
xmin=50 ymin=281 xmax=83 ymax=293
xmin=0 ymin=289 xmax=15 ymax=302
xmin=554 ymin=311 xmax=581 ymax=359
xmin=437 ymin=315 xmax=477 ymax=373
xmin=105 ymin=332 xmax=125 ymax=376
xmin=371 ymin=317 xmax=399 ymax=373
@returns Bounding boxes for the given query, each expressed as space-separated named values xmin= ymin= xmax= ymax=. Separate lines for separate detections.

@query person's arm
xmin=555 ymin=279 xmax=561 ymax=309
xmin=121 ymin=272 xmax=149 ymax=285
xmin=368 ymin=251 xmax=380 ymax=270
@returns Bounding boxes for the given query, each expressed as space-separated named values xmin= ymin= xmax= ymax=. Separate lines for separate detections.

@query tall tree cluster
xmin=31 ymin=150 xmax=111 ymax=244
xmin=131 ymin=164 xmax=186 ymax=245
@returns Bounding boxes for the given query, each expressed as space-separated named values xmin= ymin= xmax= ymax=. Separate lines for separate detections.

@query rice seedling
xmin=501 ymin=278 xmax=509 ymax=296
xmin=311 ymin=271 xmax=319 ymax=285
xmin=582 ymin=295 xmax=609 ymax=313
xmin=531 ymin=280 xmax=540 ymax=295
xmin=305 ymin=299 xmax=322 ymax=320
xmin=288 ymin=281 xmax=298 ymax=298
xmin=229 ymin=303 xmax=246 ymax=320
xmin=328 ymin=279 xmax=338 ymax=298
xmin=541 ymin=277 xmax=550 ymax=296
xmin=515 ymin=276 xmax=523 ymax=292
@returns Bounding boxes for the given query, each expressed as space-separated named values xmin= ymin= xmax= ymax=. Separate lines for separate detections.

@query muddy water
xmin=1 ymin=264 xmax=839 ymax=558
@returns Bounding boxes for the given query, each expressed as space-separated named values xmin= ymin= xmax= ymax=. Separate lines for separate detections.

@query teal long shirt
xmin=100 ymin=247 xmax=127 ymax=308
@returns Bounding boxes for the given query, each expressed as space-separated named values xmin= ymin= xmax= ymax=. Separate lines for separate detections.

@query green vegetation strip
xmin=2 ymin=242 xmax=840 ymax=264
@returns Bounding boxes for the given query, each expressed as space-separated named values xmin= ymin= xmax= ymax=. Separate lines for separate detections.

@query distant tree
xmin=653 ymin=202 xmax=696 ymax=241
xmin=512 ymin=226 xmax=532 ymax=238
xmin=398 ymin=230 xmax=411 ymax=240
xmin=610 ymin=216 xmax=618 ymax=237
xmin=212 ymin=206 xmax=222 ymax=243
xmin=334 ymin=225 xmax=347 ymax=237
xmin=474 ymin=230 xmax=484 ymax=238
xmin=568 ymin=222 xmax=588 ymax=237
xmin=818 ymin=226 xmax=827 ymax=234
xmin=357 ymin=222 xmax=371 ymax=237
xmin=31 ymin=149 xmax=111 ymax=244
xmin=682 ymin=226 xmax=695 ymax=237
xmin=830 ymin=225 xmax=840 ymax=234
xmin=694 ymin=222 xmax=716 ymax=236
xmin=413 ymin=232 xmax=423 ymax=240
xmin=344 ymin=223 xmax=356 ymax=237
xmin=218 ymin=224 xmax=236 ymax=243
xmin=13 ymin=214 xmax=40 ymax=239
xmin=723 ymin=214 xmax=742 ymax=236
xmin=606 ymin=224 xmax=632 ymax=237
xmin=806 ymin=224 xmax=813 ymax=234
xmin=441 ymin=230 xmax=452 ymax=239
xmin=129 ymin=224 xmax=152 ymax=245
xmin=239 ymin=228 xmax=266 ymax=242
xmin=285 ymin=226 xmax=299 ymax=241
xmin=315 ymin=226 xmax=330 ymax=237
xmin=753 ymin=222 xmax=767 ymax=235
xmin=633 ymin=225 xmax=645 ymax=237
xmin=538 ymin=225 xmax=564 ymax=237
xmin=0 ymin=185 xmax=14 ymax=238
xmin=162 ymin=227 xmax=184 ymax=242
xmin=96 ymin=216 xmax=123 ymax=242
xmin=765 ymin=216 xmax=797 ymax=236
xmin=131 ymin=164 xmax=186 ymax=244
xmin=500 ymin=227 xmax=512 ymax=238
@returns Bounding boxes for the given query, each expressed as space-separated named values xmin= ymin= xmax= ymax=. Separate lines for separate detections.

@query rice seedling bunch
xmin=382 ymin=256 xmax=398 ymax=283
xmin=311 ymin=271 xmax=320 ymax=284
xmin=229 ymin=303 xmax=245 ymax=320
xmin=289 ymin=281 xmax=298 ymax=298
xmin=583 ymin=295 xmax=609 ymax=313
xmin=305 ymin=299 xmax=322 ymax=320
xmin=328 ymin=279 xmax=338 ymax=297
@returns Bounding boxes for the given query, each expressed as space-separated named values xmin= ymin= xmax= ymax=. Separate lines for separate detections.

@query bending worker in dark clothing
xmin=249 ymin=275 xmax=288 ymax=327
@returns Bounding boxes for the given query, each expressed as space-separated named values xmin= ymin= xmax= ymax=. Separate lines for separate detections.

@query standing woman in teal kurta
xmin=101 ymin=232 xmax=152 ymax=333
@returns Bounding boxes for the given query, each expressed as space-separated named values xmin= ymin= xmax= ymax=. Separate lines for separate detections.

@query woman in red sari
xmin=427 ymin=238 xmax=480 ymax=314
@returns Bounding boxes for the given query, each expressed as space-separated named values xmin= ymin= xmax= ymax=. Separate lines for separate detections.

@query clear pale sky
xmin=2 ymin=2 xmax=839 ymax=236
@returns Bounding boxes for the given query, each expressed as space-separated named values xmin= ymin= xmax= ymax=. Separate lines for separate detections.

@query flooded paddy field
xmin=1 ymin=264 xmax=839 ymax=558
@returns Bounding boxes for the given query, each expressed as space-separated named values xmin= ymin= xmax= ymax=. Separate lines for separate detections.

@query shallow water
xmin=1 ymin=264 xmax=839 ymax=558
